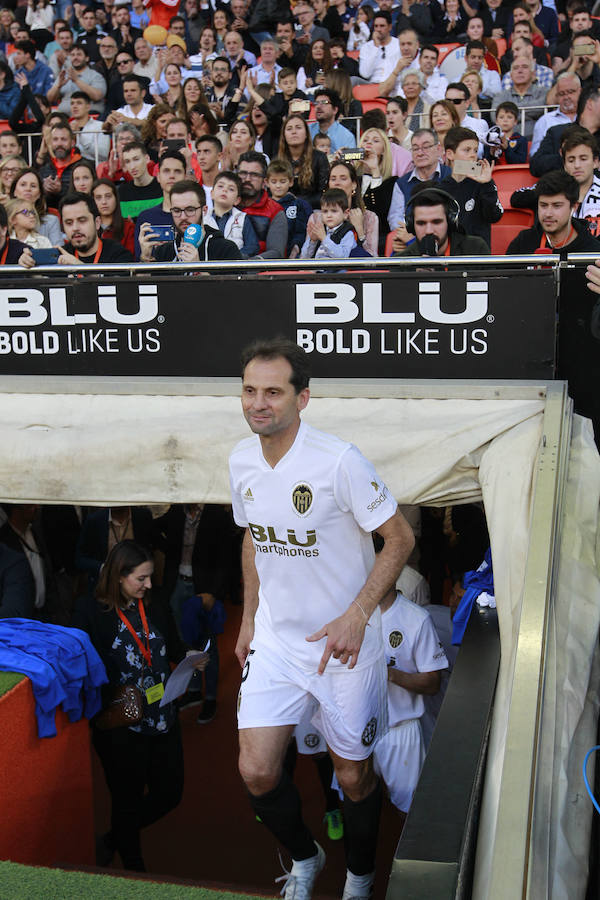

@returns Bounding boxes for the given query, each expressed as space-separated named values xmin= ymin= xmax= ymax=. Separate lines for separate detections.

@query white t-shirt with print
xmin=381 ymin=591 xmax=449 ymax=725
xmin=229 ymin=420 xmax=398 ymax=673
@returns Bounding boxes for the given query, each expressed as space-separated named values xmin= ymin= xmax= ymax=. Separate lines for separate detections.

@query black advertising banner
xmin=0 ymin=267 xmax=556 ymax=378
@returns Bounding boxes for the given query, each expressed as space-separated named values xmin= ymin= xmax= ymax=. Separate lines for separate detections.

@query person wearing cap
xmin=151 ymin=38 xmax=193 ymax=94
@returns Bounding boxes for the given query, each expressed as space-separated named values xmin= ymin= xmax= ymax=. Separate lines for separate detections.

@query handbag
xmin=95 ymin=684 xmax=143 ymax=730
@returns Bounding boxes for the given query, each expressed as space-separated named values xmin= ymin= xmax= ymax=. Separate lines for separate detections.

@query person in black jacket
xmin=153 ymin=503 xmax=233 ymax=722
xmin=530 ymin=89 xmax=600 ymax=176
xmin=73 ymin=540 xmax=206 ymax=871
xmin=8 ymin=74 xmax=51 ymax=161
xmin=139 ymin=179 xmax=243 ymax=262
xmin=0 ymin=504 xmax=65 ymax=621
xmin=507 ymin=169 xmax=600 ymax=255
xmin=278 ymin=114 xmax=329 ymax=209
xmin=393 ymin=182 xmax=491 ymax=256
xmin=440 ymin=125 xmax=503 ymax=247
xmin=480 ymin=0 xmax=510 ymax=40
xmin=75 ymin=505 xmax=154 ymax=598
xmin=0 ymin=542 xmax=34 ymax=619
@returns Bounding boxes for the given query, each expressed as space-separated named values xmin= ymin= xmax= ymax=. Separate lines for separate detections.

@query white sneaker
xmin=276 ymin=842 xmax=326 ymax=900
xmin=341 ymin=869 xmax=375 ymax=900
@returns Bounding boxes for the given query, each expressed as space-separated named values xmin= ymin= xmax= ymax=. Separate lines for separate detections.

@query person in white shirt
xmin=376 ymin=24 xmax=420 ymax=95
xmin=359 ymin=11 xmax=401 ymax=84
xmin=445 ymin=82 xmax=488 ymax=154
xmin=531 ymin=70 xmax=580 ymax=155
xmin=462 ymin=39 xmax=501 ymax=97
xmin=69 ymin=91 xmax=111 ymax=162
xmin=116 ymin=74 xmax=153 ymax=122
xmin=230 ymin=338 xmax=414 ymax=900
xmin=247 ymin=40 xmax=282 ymax=88
xmin=374 ymin=587 xmax=448 ymax=814
xmin=133 ymin=37 xmax=159 ymax=81
xmin=418 ymin=44 xmax=448 ymax=102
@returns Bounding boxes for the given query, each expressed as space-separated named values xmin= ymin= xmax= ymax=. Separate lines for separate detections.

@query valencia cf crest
xmin=292 ymin=482 xmax=313 ymax=516
xmin=304 ymin=733 xmax=320 ymax=749
xmin=389 ymin=631 xmax=403 ymax=649
xmin=361 ymin=717 xmax=377 ymax=746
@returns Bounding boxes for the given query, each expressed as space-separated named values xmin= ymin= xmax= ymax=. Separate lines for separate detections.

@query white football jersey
xmin=229 ymin=421 xmax=398 ymax=672
xmin=381 ymin=592 xmax=449 ymax=725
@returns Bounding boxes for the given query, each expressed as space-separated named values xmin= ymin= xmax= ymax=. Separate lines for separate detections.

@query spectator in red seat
xmin=440 ymin=125 xmax=503 ymax=246
xmin=507 ymin=169 xmax=600 ymax=254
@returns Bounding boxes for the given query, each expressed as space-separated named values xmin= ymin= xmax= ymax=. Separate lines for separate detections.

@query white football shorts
xmin=237 ymin=638 xmax=388 ymax=761
xmin=373 ymin=718 xmax=425 ymax=812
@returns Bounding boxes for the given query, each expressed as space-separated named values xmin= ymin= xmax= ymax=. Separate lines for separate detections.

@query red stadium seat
xmin=491 ymin=208 xmax=534 ymax=255
xmin=352 ymin=83 xmax=381 ymax=101
xmin=495 ymin=38 xmax=507 ymax=58
xmin=493 ymin=164 xmax=538 ymax=196
xmin=360 ymin=98 xmax=388 ymax=114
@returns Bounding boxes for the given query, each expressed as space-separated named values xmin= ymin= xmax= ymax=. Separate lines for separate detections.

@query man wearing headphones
xmin=393 ymin=183 xmax=491 ymax=256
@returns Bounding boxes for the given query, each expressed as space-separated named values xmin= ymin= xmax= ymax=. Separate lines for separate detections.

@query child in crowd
xmin=485 ymin=101 xmax=528 ymax=164
xmin=313 ymin=132 xmax=332 ymax=156
xmin=347 ymin=5 xmax=373 ymax=51
xmin=441 ymin=126 xmax=503 ymax=247
xmin=5 ymin=198 xmax=52 ymax=249
xmin=300 ymin=187 xmax=357 ymax=258
xmin=203 ymin=170 xmax=260 ymax=258
xmin=266 ymin=158 xmax=312 ymax=258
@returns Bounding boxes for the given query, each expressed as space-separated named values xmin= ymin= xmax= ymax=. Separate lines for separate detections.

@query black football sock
xmin=342 ymin=778 xmax=382 ymax=875
xmin=313 ymin=753 xmax=339 ymax=813
xmin=249 ymin=771 xmax=316 ymax=861
xmin=283 ymin=738 xmax=298 ymax=778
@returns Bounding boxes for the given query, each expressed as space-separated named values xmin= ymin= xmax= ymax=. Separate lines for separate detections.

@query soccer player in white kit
xmin=375 ymin=587 xmax=449 ymax=816
xmin=229 ymin=338 xmax=415 ymax=900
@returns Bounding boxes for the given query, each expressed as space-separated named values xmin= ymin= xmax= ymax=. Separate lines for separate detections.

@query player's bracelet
xmin=353 ymin=599 xmax=369 ymax=620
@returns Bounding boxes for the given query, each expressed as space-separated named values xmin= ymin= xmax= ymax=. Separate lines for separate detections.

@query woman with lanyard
xmin=73 ymin=540 xmax=208 ymax=871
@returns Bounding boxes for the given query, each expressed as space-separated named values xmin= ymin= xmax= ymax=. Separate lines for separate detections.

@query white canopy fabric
xmin=0 ymin=390 xmax=598 ymax=898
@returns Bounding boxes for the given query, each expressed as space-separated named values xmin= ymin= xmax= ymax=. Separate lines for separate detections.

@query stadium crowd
xmin=0 ymin=0 xmax=599 ymax=260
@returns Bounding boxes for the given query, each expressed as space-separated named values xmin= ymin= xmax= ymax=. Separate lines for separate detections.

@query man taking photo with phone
xmin=138 ymin=180 xmax=242 ymax=262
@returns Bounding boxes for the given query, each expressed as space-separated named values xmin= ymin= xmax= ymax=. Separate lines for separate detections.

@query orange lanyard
xmin=75 ymin=238 xmax=103 ymax=263
xmin=539 ymin=226 xmax=575 ymax=251
xmin=0 ymin=243 xmax=8 ymax=265
xmin=443 ymin=238 xmax=451 ymax=256
xmin=117 ymin=599 xmax=152 ymax=668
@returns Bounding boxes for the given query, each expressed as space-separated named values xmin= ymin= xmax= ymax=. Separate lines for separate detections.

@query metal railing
xmin=20 ymin=129 xmax=108 ymax=168
xmin=0 ymin=254 xmax=560 ymax=277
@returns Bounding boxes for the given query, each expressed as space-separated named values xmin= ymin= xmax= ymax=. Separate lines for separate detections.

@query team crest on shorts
xmin=304 ymin=733 xmax=320 ymax=749
xmin=292 ymin=482 xmax=314 ymax=516
xmin=389 ymin=630 xmax=403 ymax=649
xmin=361 ymin=717 xmax=377 ymax=746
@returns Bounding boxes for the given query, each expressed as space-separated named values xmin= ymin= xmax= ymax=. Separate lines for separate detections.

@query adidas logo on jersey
xmin=244 ymin=488 xmax=254 ymax=501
